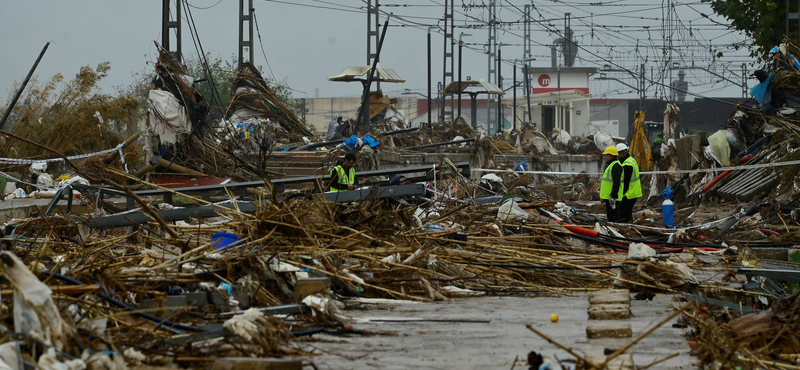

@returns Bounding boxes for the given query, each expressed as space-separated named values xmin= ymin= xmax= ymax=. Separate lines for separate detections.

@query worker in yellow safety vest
xmin=328 ymin=152 xmax=357 ymax=192
xmin=599 ymin=145 xmax=623 ymax=222
xmin=615 ymin=143 xmax=642 ymax=223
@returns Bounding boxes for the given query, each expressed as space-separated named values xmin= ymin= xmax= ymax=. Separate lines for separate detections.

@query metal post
xmin=428 ymin=28 xmax=432 ymax=131
xmin=639 ymin=63 xmax=644 ymax=112
xmin=239 ymin=0 xmax=254 ymax=66
xmin=162 ymin=0 xmax=181 ymax=56
xmin=367 ymin=0 xmax=380 ymax=91
xmin=358 ymin=18 xmax=391 ymax=136
xmin=0 ymin=43 xmax=49 ymax=130
xmin=442 ymin=0 xmax=455 ymax=121
xmin=497 ymin=47 xmax=502 ymax=134
xmin=741 ymin=63 xmax=748 ymax=99
xmin=458 ymin=38 xmax=463 ymax=119
xmin=557 ymin=64 xmax=561 ymax=130
xmin=524 ymin=63 xmax=532 ymax=128
xmin=470 ymin=94 xmax=478 ymax=129
xmin=513 ymin=62 xmax=517 ymax=131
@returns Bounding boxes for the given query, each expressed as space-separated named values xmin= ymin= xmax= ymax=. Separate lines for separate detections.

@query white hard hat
xmin=615 ymin=143 xmax=629 ymax=152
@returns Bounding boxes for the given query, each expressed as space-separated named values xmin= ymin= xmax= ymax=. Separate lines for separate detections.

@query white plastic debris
xmin=29 ymin=162 xmax=47 ymax=175
xmin=402 ymin=249 xmax=425 ymax=264
xmin=341 ymin=269 xmax=366 ymax=285
xmin=223 ymin=308 xmax=265 ymax=342
xmin=0 ymin=342 xmax=21 ymax=370
xmin=628 ymin=243 xmax=656 ymax=258
xmin=0 ymin=252 xmax=69 ymax=350
xmin=497 ymin=199 xmax=529 ymax=221
xmin=593 ymin=130 xmax=614 ymax=151
xmin=122 ymin=348 xmax=146 ymax=366
xmin=37 ymin=348 xmax=86 ymax=370
xmin=381 ymin=253 xmax=401 ymax=264
xmin=274 ymin=261 xmax=301 ymax=272
xmin=81 ymin=350 xmax=126 ymax=370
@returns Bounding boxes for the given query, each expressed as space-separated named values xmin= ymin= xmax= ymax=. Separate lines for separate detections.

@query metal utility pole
xmin=741 ymin=63 xmax=748 ymax=99
xmin=640 ymin=63 xmax=646 ymax=111
xmin=0 ymin=43 xmax=49 ymax=130
xmin=442 ymin=0 xmax=455 ymax=121
xmin=428 ymin=27 xmax=433 ymax=131
xmin=161 ymin=0 xmax=182 ymax=57
xmin=513 ymin=62 xmax=517 ymax=131
xmin=497 ymin=46 xmax=502 ymax=134
xmin=367 ymin=0 xmax=380 ymax=91
xmin=665 ymin=0 xmax=674 ymax=102
xmin=458 ymin=33 xmax=471 ymax=120
xmin=524 ymin=63 xmax=532 ymax=127
xmin=523 ymin=4 xmax=531 ymax=125
xmin=358 ymin=18 xmax=391 ymax=136
xmin=524 ymin=5 xmax=531 ymax=62
xmin=239 ymin=0 xmax=254 ymax=66
xmin=486 ymin=0 xmax=498 ymax=132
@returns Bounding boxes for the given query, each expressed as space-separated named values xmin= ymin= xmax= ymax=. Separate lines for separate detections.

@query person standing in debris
xmin=615 ymin=143 xmax=642 ymax=223
xmin=599 ymin=146 xmax=623 ymax=222
xmin=328 ymin=152 xmax=357 ymax=191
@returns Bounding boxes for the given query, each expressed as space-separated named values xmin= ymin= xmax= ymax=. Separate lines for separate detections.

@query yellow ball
xmin=550 ymin=314 xmax=559 ymax=322
xmin=551 ymin=252 xmax=557 ymax=257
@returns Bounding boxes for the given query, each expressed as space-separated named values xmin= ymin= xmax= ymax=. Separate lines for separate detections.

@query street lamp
xmin=458 ymin=33 xmax=472 ymax=120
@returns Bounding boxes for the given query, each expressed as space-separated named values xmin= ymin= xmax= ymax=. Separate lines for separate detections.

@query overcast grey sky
xmin=1 ymin=1 xmax=752 ymax=103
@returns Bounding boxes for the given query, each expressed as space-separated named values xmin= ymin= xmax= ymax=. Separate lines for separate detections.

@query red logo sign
xmin=538 ymin=74 xmax=551 ymax=87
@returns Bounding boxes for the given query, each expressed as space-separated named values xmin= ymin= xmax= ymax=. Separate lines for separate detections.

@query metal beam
xmin=74 ymin=162 xmax=469 ymax=205
xmin=317 ymin=183 xmax=425 ymax=203
xmin=88 ymin=185 xmax=429 ymax=229
xmin=405 ymin=138 xmax=475 ymax=151
xmin=682 ymin=294 xmax=761 ymax=314
xmin=736 ymin=268 xmax=800 ymax=284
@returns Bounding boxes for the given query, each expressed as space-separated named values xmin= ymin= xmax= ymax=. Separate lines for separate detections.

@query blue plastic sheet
xmin=750 ymin=73 xmax=772 ymax=104
xmin=363 ymin=135 xmax=380 ymax=148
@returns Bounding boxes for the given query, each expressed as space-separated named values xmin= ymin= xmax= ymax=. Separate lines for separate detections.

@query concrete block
xmin=588 ymin=289 xmax=630 ymax=305
xmin=588 ymin=304 xmax=632 ymax=320
xmin=293 ymin=277 xmax=332 ymax=301
xmin=162 ymin=295 xmax=188 ymax=317
xmin=138 ymin=295 xmax=188 ymax=317
xmin=586 ymin=323 xmax=632 ymax=339
xmin=583 ymin=353 xmax=635 ymax=370
xmin=211 ymin=358 xmax=302 ymax=370
xmin=209 ymin=289 xmax=231 ymax=312
xmin=750 ymin=248 xmax=788 ymax=261
xmin=186 ymin=292 xmax=208 ymax=310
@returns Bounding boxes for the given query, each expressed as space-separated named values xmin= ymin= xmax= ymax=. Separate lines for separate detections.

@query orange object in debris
xmin=703 ymin=170 xmax=732 ymax=192
xmin=553 ymin=220 xmax=600 ymax=238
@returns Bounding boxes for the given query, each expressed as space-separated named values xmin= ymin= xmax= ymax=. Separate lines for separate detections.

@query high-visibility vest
xmin=621 ymin=156 xmax=642 ymax=199
xmin=330 ymin=165 xmax=355 ymax=192
xmin=599 ymin=160 xmax=623 ymax=200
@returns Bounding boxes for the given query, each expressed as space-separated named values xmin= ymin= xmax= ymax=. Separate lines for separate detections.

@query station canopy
xmin=328 ymin=66 xmax=405 ymax=83
xmin=443 ymin=80 xmax=504 ymax=95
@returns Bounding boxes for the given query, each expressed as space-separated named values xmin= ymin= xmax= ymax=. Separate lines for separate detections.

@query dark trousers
xmin=619 ymin=197 xmax=637 ymax=223
xmin=605 ymin=199 xmax=622 ymax=222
